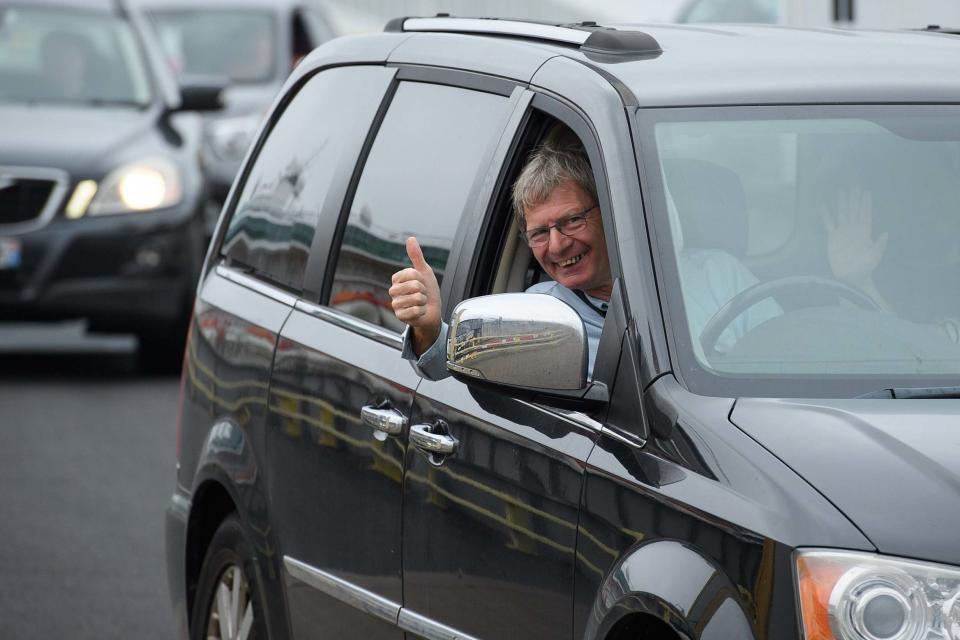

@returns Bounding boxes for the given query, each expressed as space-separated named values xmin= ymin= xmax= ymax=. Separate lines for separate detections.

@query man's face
xmin=525 ymin=179 xmax=612 ymax=300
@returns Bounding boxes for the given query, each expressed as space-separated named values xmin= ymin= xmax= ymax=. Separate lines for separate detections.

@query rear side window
xmin=329 ymin=81 xmax=511 ymax=331
xmin=221 ymin=66 xmax=393 ymax=291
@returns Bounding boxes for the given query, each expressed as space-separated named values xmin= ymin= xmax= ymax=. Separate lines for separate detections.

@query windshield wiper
xmin=857 ymin=386 xmax=960 ymax=399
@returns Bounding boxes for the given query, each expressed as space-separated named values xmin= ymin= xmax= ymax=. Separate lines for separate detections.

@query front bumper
xmin=0 ymin=207 xmax=204 ymax=331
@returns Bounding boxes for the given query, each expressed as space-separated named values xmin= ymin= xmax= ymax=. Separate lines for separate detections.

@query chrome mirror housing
xmin=446 ymin=293 xmax=588 ymax=391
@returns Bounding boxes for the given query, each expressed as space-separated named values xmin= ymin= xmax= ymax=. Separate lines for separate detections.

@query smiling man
xmin=389 ymin=125 xmax=612 ymax=379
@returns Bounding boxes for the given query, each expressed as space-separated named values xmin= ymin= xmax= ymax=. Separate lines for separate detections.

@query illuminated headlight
xmin=207 ymin=113 xmax=262 ymax=162
xmin=85 ymin=158 xmax=183 ymax=216
xmin=796 ymin=550 xmax=960 ymax=640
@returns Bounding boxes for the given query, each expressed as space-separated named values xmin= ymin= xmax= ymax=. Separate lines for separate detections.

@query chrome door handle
xmin=360 ymin=404 xmax=407 ymax=436
xmin=409 ymin=423 xmax=458 ymax=456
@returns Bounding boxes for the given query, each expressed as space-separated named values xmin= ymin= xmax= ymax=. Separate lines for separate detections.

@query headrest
xmin=661 ymin=158 xmax=748 ymax=258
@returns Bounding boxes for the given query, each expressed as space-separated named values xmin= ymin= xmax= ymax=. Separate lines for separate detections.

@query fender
xmin=191 ymin=417 xmax=273 ymax=570
xmin=584 ymin=539 xmax=756 ymax=640
xmin=188 ymin=418 xmax=291 ymax=639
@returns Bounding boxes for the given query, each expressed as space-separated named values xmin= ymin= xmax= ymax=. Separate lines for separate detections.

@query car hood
xmin=731 ymin=398 xmax=960 ymax=565
xmin=0 ymin=104 xmax=157 ymax=175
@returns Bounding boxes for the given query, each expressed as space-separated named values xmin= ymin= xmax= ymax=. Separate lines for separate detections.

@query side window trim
xmin=314 ymin=74 xmax=402 ymax=305
xmin=317 ymin=73 xmax=523 ymax=320
xmin=442 ymin=86 xmax=533 ymax=317
xmin=215 ymin=263 xmax=299 ymax=308
xmin=294 ymin=298 xmax=403 ymax=350
xmin=210 ymin=64 xmax=395 ymax=289
xmin=300 ymin=67 xmax=399 ymax=302
xmin=392 ymin=64 xmax=518 ymax=97
xmin=210 ymin=72 xmax=300 ymax=261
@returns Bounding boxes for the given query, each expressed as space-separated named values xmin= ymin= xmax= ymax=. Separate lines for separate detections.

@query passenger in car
xmin=823 ymin=185 xmax=960 ymax=343
xmin=666 ymin=187 xmax=782 ymax=357
xmin=389 ymin=125 xmax=611 ymax=379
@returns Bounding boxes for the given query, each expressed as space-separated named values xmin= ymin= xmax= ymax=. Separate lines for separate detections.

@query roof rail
xmin=385 ymin=15 xmax=661 ymax=56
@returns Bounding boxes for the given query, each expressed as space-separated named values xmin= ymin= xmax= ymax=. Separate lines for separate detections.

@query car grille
xmin=0 ymin=167 xmax=69 ymax=232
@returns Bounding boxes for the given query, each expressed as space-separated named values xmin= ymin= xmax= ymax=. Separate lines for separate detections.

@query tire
xmin=190 ymin=515 xmax=269 ymax=640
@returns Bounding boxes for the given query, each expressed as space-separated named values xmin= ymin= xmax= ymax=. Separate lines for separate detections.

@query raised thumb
xmin=406 ymin=236 xmax=430 ymax=272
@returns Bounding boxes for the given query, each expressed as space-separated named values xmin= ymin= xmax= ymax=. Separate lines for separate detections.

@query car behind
xmin=137 ymin=0 xmax=337 ymax=232
xmin=0 ymin=0 xmax=222 ymax=369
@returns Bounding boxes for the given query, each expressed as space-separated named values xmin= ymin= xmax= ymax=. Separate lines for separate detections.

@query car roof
xmin=573 ymin=23 xmax=960 ymax=106
xmin=386 ymin=19 xmax=960 ymax=107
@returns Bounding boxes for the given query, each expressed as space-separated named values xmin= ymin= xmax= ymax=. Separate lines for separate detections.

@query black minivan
xmin=167 ymin=17 xmax=960 ymax=640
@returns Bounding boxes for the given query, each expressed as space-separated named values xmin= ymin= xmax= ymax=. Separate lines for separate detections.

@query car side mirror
xmin=175 ymin=75 xmax=226 ymax=112
xmin=446 ymin=293 xmax=607 ymax=406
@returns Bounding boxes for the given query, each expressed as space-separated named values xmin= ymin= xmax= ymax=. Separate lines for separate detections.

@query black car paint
xmin=268 ymin=303 xmax=413 ymax=639
xmin=731 ymin=397 xmax=960 ymax=566
xmin=167 ymin=24 xmax=960 ymax=640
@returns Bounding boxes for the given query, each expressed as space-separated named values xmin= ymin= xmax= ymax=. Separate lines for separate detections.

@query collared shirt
xmin=401 ymin=281 xmax=607 ymax=381
xmin=678 ymin=249 xmax=781 ymax=360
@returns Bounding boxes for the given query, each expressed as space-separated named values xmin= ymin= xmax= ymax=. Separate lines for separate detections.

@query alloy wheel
xmin=205 ymin=565 xmax=254 ymax=640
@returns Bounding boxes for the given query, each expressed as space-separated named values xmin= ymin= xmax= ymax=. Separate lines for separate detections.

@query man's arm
xmin=823 ymin=186 xmax=893 ymax=311
xmin=400 ymin=322 xmax=451 ymax=381
xmin=389 ymin=237 xmax=451 ymax=380
xmin=389 ymin=237 xmax=442 ymax=354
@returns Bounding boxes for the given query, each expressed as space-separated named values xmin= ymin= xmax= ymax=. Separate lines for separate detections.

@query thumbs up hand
xmin=389 ymin=237 xmax=442 ymax=355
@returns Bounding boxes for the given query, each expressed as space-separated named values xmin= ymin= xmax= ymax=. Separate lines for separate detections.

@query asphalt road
xmin=0 ymin=325 xmax=179 ymax=639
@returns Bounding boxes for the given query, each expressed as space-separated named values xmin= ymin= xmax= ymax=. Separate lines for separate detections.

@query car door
xmin=185 ymin=62 xmax=388 ymax=640
xmin=251 ymin=63 xmax=400 ymax=638
xmin=267 ymin=72 xmax=520 ymax=637
xmin=399 ymin=101 xmax=626 ymax=640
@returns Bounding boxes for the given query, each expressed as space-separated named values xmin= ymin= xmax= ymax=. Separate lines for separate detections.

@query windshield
xmin=148 ymin=10 xmax=276 ymax=83
xmin=637 ymin=105 xmax=960 ymax=397
xmin=0 ymin=6 xmax=152 ymax=106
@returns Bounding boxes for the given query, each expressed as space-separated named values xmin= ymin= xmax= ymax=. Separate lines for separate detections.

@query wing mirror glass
xmin=446 ymin=293 xmax=588 ymax=391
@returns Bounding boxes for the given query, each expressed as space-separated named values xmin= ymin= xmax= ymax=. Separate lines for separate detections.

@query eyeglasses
xmin=521 ymin=205 xmax=598 ymax=248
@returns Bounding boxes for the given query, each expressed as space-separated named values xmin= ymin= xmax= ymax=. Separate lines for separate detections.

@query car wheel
xmin=191 ymin=515 xmax=268 ymax=640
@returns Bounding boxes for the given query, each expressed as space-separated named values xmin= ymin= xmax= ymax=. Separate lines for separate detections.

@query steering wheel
xmin=699 ymin=275 xmax=883 ymax=358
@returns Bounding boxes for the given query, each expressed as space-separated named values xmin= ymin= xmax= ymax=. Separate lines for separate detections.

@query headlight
xmin=83 ymin=158 xmax=183 ymax=216
xmin=796 ymin=549 xmax=960 ymax=640
xmin=206 ymin=113 xmax=262 ymax=162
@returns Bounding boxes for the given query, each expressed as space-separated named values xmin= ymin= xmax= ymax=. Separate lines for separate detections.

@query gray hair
xmin=511 ymin=127 xmax=597 ymax=228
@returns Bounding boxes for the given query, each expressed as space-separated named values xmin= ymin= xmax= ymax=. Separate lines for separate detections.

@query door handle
xmin=360 ymin=404 xmax=407 ymax=436
xmin=409 ymin=422 xmax=458 ymax=456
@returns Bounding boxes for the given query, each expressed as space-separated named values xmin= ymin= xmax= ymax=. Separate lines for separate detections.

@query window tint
xmin=222 ymin=66 xmax=393 ymax=291
xmin=329 ymin=81 xmax=511 ymax=331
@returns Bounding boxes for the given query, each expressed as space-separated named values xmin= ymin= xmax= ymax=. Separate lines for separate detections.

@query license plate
xmin=0 ymin=238 xmax=21 ymax=270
